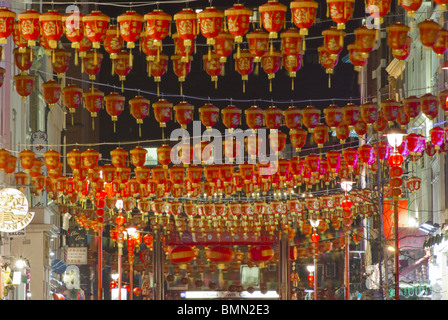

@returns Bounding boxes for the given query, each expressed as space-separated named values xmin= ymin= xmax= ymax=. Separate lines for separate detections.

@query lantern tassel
xmin=111 ymin=60 xmax=115 ymax=76
xmin=113 ymin=121 xmax=116 ymax=133
xmin=139 ymin=124 xmax=142 ymax=137
xmin=292 ymin=78 xmax=294 ymax=91
xmin=75 ymin=50 xmax=78 ymax=66
xmin=157 ymin=83 xmax=160 ymax=97
xmin=243 ymin=80 xmax=245 ymax=93
xmin=92 ymin=118 xmax=95 ymax=130
xmin=328 ymin=74 xmax=331 ymax=88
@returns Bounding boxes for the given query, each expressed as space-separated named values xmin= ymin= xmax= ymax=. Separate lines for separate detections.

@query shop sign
xmin=67 ymin=227 xmax=87 ymax=247
xmin=0 ymin=188 xmax=34 ymax=232
xmin=65 ymin=247 xmax=88 ymax=265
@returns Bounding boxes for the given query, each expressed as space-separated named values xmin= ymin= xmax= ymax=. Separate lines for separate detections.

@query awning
xmin=51 ymin=259 xmax=67 ymax=274
xmin=400 ymin=254 xmax=430 ymax=278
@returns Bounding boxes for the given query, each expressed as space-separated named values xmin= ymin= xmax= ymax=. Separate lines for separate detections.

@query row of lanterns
xmin=2 ymin=2 xmax=448 ymax=94
xmin=6 ymin=63 xmax=448 ymax=146
xmin=1 ymin=133 xmax=429 ymax=208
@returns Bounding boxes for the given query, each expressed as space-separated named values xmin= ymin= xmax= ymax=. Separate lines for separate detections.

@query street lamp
xmin=309 ymin=219 xmax=320 ymax=300
xmin=340 ymin=179 xmax=355 ymax=300
xmin=115 ymin=199 xmax=125 ymax=300
xmin=386 ymin=128 xmax=406 ymax=300
xmin=125 ymin=224 xmax=139 ymax=301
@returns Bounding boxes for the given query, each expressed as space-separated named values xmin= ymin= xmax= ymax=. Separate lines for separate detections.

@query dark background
xmin=81 ymin=0 xmax=368 ymax=159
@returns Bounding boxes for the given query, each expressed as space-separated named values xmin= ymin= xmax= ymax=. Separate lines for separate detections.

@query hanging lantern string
xmin=32 ymin=67 xmax=447 ymax=107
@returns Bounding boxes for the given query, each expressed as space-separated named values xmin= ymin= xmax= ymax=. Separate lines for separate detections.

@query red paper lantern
xmin=203 ymin=52 xmax=223 ymax=88
xmin=386 ymin=23 xmax=410 ymax=51
xmin=117 ymin=10 xmax=143 ymax=49
xmin=18 ymin=9 xmax=40 ymax=47
xmin=199 ymin=103 xmax=219 ymax=130
xmin=246 ymin=29 xmax=269 ymax=63
xmin=392 ymin=35 xmax=412 ymax=61
xmin=129 ymin=96 xmax=150 ymax=136
xmin=289 ymin=128 xmax=307 ymax=152
xmin=264 ymin=105 xmax=283 ymax=130
xmin=67 ymin=149 xmax=82 ymax=171
xmin=214 ymin=31 xmax=234 ymax=63
xmin=342 ymin=102 xmax=361 ymax=130
xmin=51 ymin=48 xmax=71 ymax=79
xmin=399 ymin=0 xmax=423 ymax=16
xmin=110 ymin=147 xmax=128 ymax=170
xmin=259 ymin=1 xmax=287 ymax=39
xmin=261 ymin=49 xmax=282 ymax=92
xmin=322 ymin=26 xmax=345 ymax=57
xmin=365 ymin=0 xmax=392 ymax=20
xmin=335 ymin=123 xmax=350 ymax=143
xmin=318 ymin=45 xmax=338 ymax=86
xmin=221 ymin=105 xmax=242 ymax=132
xmin=430 ymin=126 xmax=445 ymax=150
xmin=354 ymin=25 xmax=378 ymax=57
xmin=144 ymin=9 xmax=172 ymax=48
xmin=13 ymin=48 xmax=33 ymax=74
xmin=381 ymin=99 xmax=400 ymax=126
xmin=82 ymin=50 xmax=103 ymax=80
xmin=326 ymin=0 xmax=355 ymax=30
xmin=397 ymin=106 xmax=410 ymax=129
xmin=81 ymin=149 xmax=99 ymax=171
xmin=234 ymin=49 xmax=254 ymax=92
xmin=174 ymin=100 xmax=194 ymax=129
xmin=245 ymin=105 xmax=264 ymax=132
xmin=406 ymin=176 xmax=421 ymax=192
xmin=62 ymin=11 xmax=84 ymax=49
xmin=0 ymin=148 xmax=11 ymax=172
xmin=130 ymin=146 xmax=147 ymax=168
xmin=18 ymin=149 xmax=35 ymax=172
xmin=173 ymin=8 xmax=197 ymax=54
xmin=283 ymin=106 xmax=302 ymax=130
xmin=148 ymin=53 xmax=168 ymax=93
xmin=420 ymin=93 xmax=438 ymax=120
xmin=326 ymin=150 xmax=341 ymax=173
xmin=354 ymin=119 xmax=368 ymax=136
xmin=358 ymin=144 xmax=375 ymax=166
xmin=42 ymin=80 xmax=61 ymax=108
xmin=13 ymin=22 xmax=28 ymax=51
xmin=347 ymin=43 xmax=367 ymax=71
xmin=104 ymin=92 xmax=125 ymax=131
xmin=432 ymin=28 xmax=448 ymax=58
xmin=0 ymin=67 xmax=6 ymax=88
xmin=342 ymin=147 xmax=359 ymax=169
xmin=157 ymin=144 xmax=172 ymax=168
xmin=290 ymin=0 xmax=319 ymax=36
xmin=39 ymin=10 xmax=63 ymax=49
xmin=403 ymin=95 xmax=421 ymax=120
xmin=197 ymin=7 xmax=224 ymax=46
xmin=324 ymin=104 xmax=343 ymax=130
xmin=13 ymin=74 xmax=34 ymax=100
xmin=225 ymin=4 xmax=252 ymax=44
xmin=248 ymin=245 xmax=274 ymax=264
xmin=313 ymin=124 xmax=329 ymax=148
xmin=417 ymin=19 xmax=441 ymax=48
xmin=206 ymin=246 xmax=235 ymax=263
xmin=270 ymin=131 xmax=287 ymax=154
xmin=302 ymin=105 xmax=321 ymax=132
xmin=282 ymin=53 xmax=303 ymax=89
xmin=83 ymin=88 xmax=104 ymax=128
xmin=360 ymin=101 xmax=378 ymax=126
xmin=82 ymin=11 xmax=110 ymax=49
xmin=171 ymin=54 xmax=192 ymax=95
xmin=168 ymin=245 xmax=196 ymax=264
xmin=152 ymin=98 xmax=173 ymax=128
xmin=62 ymin=84 xmax=82 ymax=122
xmin=113 ymin=50 xmax=133 ymax=88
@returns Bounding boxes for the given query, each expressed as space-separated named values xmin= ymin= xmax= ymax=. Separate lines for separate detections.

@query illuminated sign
xmin=180 ymin=290 xmax=279 ymax=299
xmin=0 ymin=188 xmax=34 ymax=232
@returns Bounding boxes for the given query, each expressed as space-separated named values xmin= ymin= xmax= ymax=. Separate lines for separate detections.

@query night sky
xmin=92 ymin=0 xmax=366 ymax=159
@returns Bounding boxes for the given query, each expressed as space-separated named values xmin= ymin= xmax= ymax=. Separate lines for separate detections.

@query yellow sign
xmin=0 ymin=188 xmax=34 ymax=232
